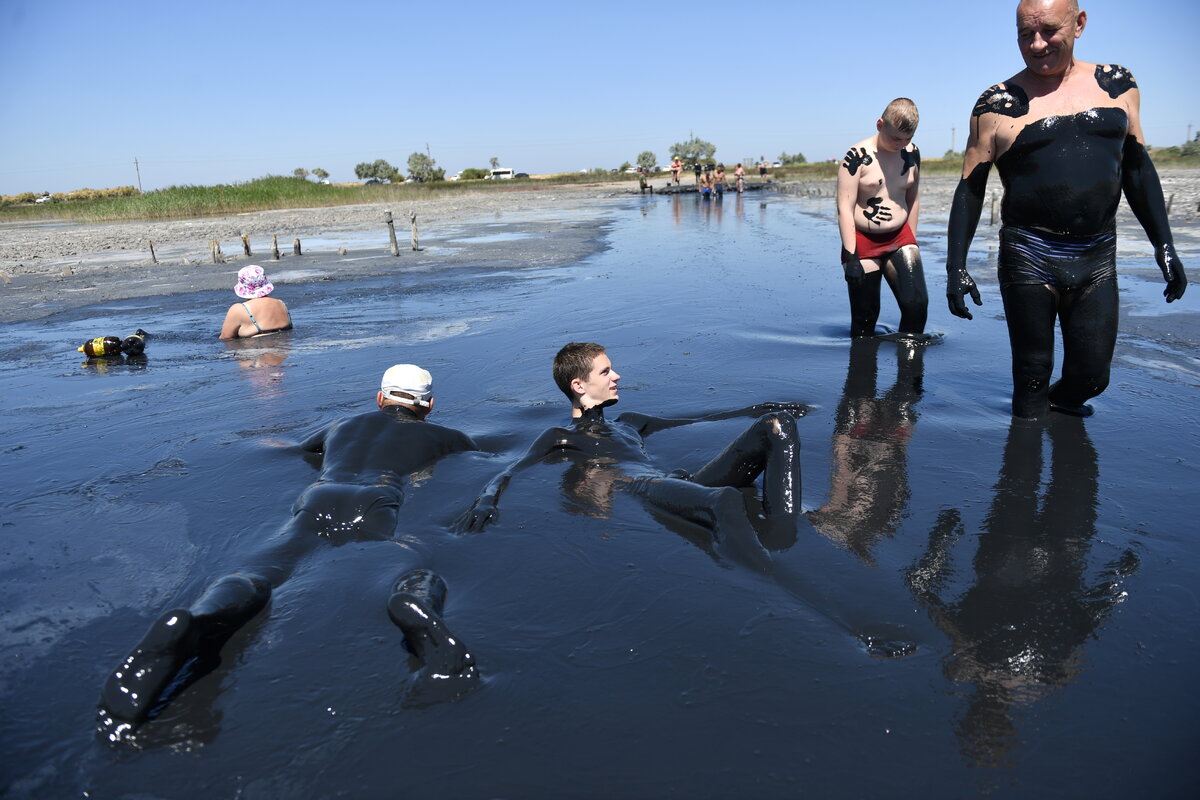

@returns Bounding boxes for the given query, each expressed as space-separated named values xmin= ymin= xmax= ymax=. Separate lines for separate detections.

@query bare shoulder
xmin=840 ymin=136 xmax=877 ymax=177
xmin=972 ymin=79 xmax=1030 ymax=119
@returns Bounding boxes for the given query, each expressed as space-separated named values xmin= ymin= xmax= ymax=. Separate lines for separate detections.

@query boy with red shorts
xmin=835 ymin=98 xmax=929 ymax=338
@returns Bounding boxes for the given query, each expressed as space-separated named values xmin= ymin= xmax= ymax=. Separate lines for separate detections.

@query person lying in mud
xmin=836 ymin=98 xmax=929 ymax=339
xmin=945 ymin=0 xmax=1186 ymax=419
xmin=100 ymin=365 xmax=480 ymax=736
xmin=454 ymin=342 xmax=808 ymax=571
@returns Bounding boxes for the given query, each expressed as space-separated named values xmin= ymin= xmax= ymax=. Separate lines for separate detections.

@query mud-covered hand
xmin=1156 ymin=243 xmax=1187 ymax=302
xmin=452 ymin=496 xmax=498 ymax=533
xmin=841 ymin=248 xmax=865 ymax=288
xmin=946 ymin=267 xmax=982 ymax=320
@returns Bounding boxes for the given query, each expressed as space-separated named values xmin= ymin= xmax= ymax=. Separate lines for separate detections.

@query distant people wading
xmin=220 ymin=265 xmax=293 ymax=339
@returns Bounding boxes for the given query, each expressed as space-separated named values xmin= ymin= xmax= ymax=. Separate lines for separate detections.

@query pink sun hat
xmin=234 ymin=265 xmax=275 ymax=299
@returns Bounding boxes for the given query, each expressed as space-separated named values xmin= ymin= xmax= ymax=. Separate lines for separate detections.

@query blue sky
xmin=1 ymin=0 xmax=1196 ymax=195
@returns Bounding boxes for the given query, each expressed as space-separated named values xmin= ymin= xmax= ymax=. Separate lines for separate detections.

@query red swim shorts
xmin=855 ymin=225 xmax=917 ymax=260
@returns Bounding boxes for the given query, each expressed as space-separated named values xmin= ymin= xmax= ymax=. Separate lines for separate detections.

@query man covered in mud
xmin=945 ymin=0 xmax=1186 ymax=419
xmin=837 ymin=98 xmax=929 ymax=339
xmin=454 ymin=342 xmax=807 ymax=570
xmin=100 ymin=365 xmax=480 ymax=736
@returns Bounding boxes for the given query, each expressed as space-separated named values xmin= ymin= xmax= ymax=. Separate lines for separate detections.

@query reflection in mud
xmin=906 ymin=417 xmax=1138 ymax=767
xmin=223 ymin=334 xmax=293 ymax=401
xmin=810 ymin=337 xmax=924 ymax=562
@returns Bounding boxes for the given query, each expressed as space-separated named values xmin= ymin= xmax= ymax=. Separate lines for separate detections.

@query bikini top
xmin=241 ymin=301 xmax=292 ymax=335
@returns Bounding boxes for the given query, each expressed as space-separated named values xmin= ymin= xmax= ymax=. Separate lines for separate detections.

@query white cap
xmin=380 ymin=364 xmax=432 ymax=407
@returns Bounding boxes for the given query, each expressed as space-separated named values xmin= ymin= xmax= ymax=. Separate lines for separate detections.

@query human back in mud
xmin=945 ymin=0 xmax=1186 ymax=419
xmin=99 ymin=365 xmax=480 ymax=739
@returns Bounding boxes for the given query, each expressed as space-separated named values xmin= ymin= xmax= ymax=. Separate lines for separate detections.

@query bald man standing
xmin=945 ymin=0 xmax=1186 ymax=419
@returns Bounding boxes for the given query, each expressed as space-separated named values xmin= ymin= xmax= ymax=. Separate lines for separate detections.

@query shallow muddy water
xmin=1 ymin=192 xmax=1198 ymax=798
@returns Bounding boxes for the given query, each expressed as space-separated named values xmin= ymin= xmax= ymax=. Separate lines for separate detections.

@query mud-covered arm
xmin=294 ymin=423 xmax=333 ymax=468
xmin=906 ymin=145 xmax=921 ymax=237
xmin=946 ymin=102 xmax=997 ymax=320
xmin=619 ymin=402 xmax=813 ymax=437
xmin=1122 ymin=135 xmax=1187 ymax=301
xmin=453 ymin=427 xmax=569 ymax=532
xmin=836 ymin=148 xmax=866 ymax=284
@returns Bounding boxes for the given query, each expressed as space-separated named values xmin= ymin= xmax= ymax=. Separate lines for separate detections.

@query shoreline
xmin=2 ymin=172 xmax=1198 ymax=325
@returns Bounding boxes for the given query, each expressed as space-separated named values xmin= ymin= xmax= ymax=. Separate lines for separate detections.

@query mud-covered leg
xmin=387 ymin=569 xmax=480 ymax=707
xmin=1000 ymin=283 xmax=1059 ymax=419
xmin=847 ymin=270 xmax=884 ymax=338
xmin=884 ymin=245 xmax=929 ymax=335
xmin=691 ymin=412 xmax=802 ymax=519
xmin=100 ymin=573 xmax=271 ymax=724
xmin=631 ymin=478 xmax=772 ymax=571
xmin=1048 ymin=279 xmax=1118 ymax=416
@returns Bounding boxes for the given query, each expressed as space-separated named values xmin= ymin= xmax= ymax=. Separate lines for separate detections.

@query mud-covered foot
xmin=709 ymin=489 xmax=772 ymax=573
xmin=388 ymin=589 xmax=480 ymax=707
xmin=100 ymin=608 xmax=196 ymax=723
xmin=1049 ymin=399 xmax=1094 ymax=417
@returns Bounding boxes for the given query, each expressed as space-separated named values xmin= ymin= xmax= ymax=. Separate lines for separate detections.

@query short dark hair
xmin=553 ymin=342 xmax=606 ymax=402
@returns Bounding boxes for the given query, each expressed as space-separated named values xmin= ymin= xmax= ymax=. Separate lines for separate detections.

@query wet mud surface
xmin=1 ymin=192 xmax=1198 ymax=798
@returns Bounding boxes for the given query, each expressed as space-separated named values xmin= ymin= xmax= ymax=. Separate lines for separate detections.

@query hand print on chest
xmin=864 ymin=197 xmax=893 ymax=225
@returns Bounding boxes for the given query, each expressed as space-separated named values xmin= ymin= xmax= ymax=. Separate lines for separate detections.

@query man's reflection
xmin=809 ymin=337 xmax=924 ymax=562
xmin=906 ymin=417 xmax=1138 ymax=767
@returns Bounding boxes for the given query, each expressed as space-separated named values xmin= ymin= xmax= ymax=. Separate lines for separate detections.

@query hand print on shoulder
xmin=842 ymin=147 xmax=874 ymax=176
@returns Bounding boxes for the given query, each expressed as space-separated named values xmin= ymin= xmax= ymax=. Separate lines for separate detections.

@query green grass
xmin=0 ymin=173 xmax=645 ymax=223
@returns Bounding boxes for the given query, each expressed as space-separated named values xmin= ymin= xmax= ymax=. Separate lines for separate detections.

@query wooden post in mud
xmin=989 ymin=194 xmax=997 ymax=226
xmin=293 ymin=238 xmax=302 ymax=255
xmin=409 ymin=210 xmax=420 ymax=251
xmin=241 ymin=234 xmax=252 ymax=256
xmin=148 ymin=240 xmax=158 ymax=265
xmin=385 ymin=211 xmax=400 ymax=256
xmin=1166 ymin=193 xmax=1174 ymax=214
xmin=271 ymin=235 xmax=280 ymax=260
xmin=210 ymin=239 xmax=225 ymax=264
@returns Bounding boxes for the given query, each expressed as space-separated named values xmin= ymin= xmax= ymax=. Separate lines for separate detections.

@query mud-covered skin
xmin=946 ymin=46 xmax=1186 ymax=416
xmin=387 ymin=569 xmax=480 ymax=708
xmin=972 ymin=83 xmax=1030 ymax=119
xmin=455 ymin=403 xmax=807 ymax=571
xmin=997 ymin=108 xmax=1128 ymax=235
xmin=845 ymin=244 xmax=928 ymax=338
xmin=1094 ymin=63 xmax=1136 ymax=99
xmin=842 ymin=147 xmax=874 ymax=176
xmin=997 ymin=224 xmax=1119 ymax=416
xmin=99 ymin=404 xmax=478 ymax=734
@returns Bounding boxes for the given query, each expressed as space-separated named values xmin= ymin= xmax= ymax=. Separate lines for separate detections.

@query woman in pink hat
xmin=219 ymin=265 xmax=293 ymax=339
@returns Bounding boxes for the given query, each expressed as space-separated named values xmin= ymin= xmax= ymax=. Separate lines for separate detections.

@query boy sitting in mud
xmin=455 ymin=342 xmax=809 ymax=570
xmin=836 ymin=97 xmax=929 ymax=338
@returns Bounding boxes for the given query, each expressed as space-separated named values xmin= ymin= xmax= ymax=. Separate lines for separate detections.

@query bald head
xmin=1015 ymin=0 xmax=1086 ymax=78
xmin=1017 ymin=0 xmax=1078 ymax=18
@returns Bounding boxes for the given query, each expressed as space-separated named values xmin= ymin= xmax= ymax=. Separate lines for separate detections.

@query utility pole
xmin=951 ymin=127 xmax=956 ymax=154
xmin=134 ymin=157 xmax=142 ymax=192
xmin=1188 ymin=122 xmax=1193 ymax=143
